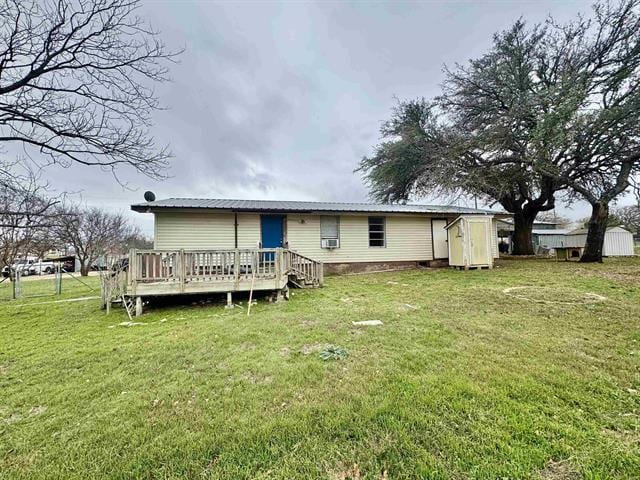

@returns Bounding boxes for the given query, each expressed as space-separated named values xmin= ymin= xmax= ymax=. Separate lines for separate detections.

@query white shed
xmin=564 ymin=226 xmax=635 ymax=256
xmin=445 ymin=215 xmax=494 ymax=269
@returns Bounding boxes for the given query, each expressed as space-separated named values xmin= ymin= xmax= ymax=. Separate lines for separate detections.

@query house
xmin=131 ymin=198 xmax=505 ymax=274
xmin=114 ymin=198 xmax=507 ymax=315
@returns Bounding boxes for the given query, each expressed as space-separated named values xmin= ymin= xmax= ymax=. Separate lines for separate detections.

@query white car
xmin=6 ymin=259 xmax=34 ymax=276
xmin=29 ymin=261 xmax=57 ymax=275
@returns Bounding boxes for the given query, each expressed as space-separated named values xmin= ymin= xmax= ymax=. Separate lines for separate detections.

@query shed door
xmin=469 ymin=220 xmax=490 ymax=264
xmin=432 ymin=219 xmax=449 ymax=259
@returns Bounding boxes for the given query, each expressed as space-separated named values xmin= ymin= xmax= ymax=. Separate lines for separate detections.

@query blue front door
xmin=261 ymin=215 xmax=284 ymax=248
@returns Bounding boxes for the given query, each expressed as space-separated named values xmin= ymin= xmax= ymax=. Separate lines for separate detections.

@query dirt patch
xmin=538 ymin=460 xmax=579 ymax=480
xmin=299 ymin=343 xmax=323 ymax=355
xmin=328 ymin=463 xmax=388 ymax=480
xmin=578 ymin=266 xmax=640 ymax=285
xmin=239 ymin=372 xmax=273 ymax=385
xmin=540 ymin=460 xmax=580 ymax=480
xmin=602 ymin=427 xmax=639 ymax=447
xmin=4 ymin=412 xmax=22 ymax=425
xmin=279 ymin=347 xmax=291 ymax=357
xmin=29 ymin=406 xmax=47 ymax=416
xmin=503 ymin=286 xmax=607 ymax=305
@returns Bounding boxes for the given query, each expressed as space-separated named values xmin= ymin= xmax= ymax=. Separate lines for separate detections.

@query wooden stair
xmin=283 ymin=250 xmax=323 ymax=289
xmin=121 ymin=294 xmax=135 ymax=320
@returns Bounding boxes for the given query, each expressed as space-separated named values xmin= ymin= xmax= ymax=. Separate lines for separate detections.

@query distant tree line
xmin=0 ymin=205 xmax=152 ymax=276
xmin=359 ymin=0 xmax=640 ymax=262
xmin=0 ymin=0 xmax=177 ymax=271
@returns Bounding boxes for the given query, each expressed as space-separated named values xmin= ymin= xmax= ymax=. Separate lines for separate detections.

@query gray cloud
xmin=26 ymin=0 xmax=634 ymax=233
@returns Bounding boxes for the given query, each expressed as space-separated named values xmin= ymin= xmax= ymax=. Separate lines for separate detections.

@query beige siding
xmin=152 ymin=211 xmax=500 ymax=265
xmin=154 ymin=212 xmax=260 ymax=250
xmin=491 ymin=218 xmax=499 ymax=258
xmin=287 ymin=214 xmax=432 ymax=263
xmin=237 ymin=213 xmax=261 ymax=248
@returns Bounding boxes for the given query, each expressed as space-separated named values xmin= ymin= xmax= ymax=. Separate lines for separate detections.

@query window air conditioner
xmin=321 ymin=238 xmax=340 ymax=249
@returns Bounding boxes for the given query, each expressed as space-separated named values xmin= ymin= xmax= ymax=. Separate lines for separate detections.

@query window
xmin=320 ymin=216 xmax=340 ymax=248
xmin=320 ymin=216 xmax=339 ymax=240
xmin=368 ymin=216 xmax=386 ymax=247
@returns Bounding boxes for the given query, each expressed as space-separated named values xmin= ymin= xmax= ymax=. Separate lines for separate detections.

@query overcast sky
xmin=39 ymin=0 xmax=637 ymax=234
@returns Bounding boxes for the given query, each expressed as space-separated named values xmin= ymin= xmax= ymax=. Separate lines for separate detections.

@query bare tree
xmin=123 ymin=230 xmax=152 ymax=250
xmin=0 ymin=161 xmax=63 ymax=268
xmin=536 ymin=211 xmax=571 ymax=228
xmin=54 ymin=206 xmax=134 ymax=276
xmin=0 ymin=0 xmax=178 ymax=177
xmin=0 ymin=160 xmax=61 ymax=228
xmin=611 ymin=204 xmax=640 ymax=235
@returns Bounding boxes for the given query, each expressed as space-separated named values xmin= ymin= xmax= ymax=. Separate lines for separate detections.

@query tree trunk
xmin=580 ymin=201 xmax=609 ymax=263
xmin=80 ymin=262 xmax=90 ymax=276
xmin=511 ymin=210 xmax=537 ymax=255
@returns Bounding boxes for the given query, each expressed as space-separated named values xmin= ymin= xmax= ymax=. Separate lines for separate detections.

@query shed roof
xmin=533 ymin=229 xmax=572 ymax=235
xmin=131 ymin=198 xmax=506 ymax=216
xmin=566 ymin=226 xmax=631 ymax=235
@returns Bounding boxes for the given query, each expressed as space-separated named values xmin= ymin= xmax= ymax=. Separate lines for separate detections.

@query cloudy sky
xmin=39 ymin=0 xmax=636 ymax=234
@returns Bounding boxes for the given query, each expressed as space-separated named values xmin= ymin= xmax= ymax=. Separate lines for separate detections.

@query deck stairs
xmin=284 ymin=250 xmax=323 ymax=289
xmin=121 ymin=294 xmax=135 ymax=320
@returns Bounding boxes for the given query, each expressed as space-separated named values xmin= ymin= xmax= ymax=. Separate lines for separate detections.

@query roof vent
xmin=144 ymin=191 xmax=156 ymax=202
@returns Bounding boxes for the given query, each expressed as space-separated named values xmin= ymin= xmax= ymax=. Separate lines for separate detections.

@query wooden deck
xmin=115 ymin=248 xmax=323 ymax=315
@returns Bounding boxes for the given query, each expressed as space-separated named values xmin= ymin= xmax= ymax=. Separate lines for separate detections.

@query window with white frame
xmin=368 ymin=216 xmax=386 ymax=247
xmin=320 ymin=216 xmax=340 ymax=247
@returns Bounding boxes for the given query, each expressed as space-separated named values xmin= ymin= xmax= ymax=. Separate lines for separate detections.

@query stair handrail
xmin=283 ymin=249 xmax=323 ymax=286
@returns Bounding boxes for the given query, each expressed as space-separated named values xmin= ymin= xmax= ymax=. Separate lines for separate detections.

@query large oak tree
xmin=360 ymin=1 xmax=640 ymax=260
xmin=360 ymin=23 xmax=563 ymax=255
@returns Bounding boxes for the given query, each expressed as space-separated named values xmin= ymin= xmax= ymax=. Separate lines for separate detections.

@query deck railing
xmin=127 ymin=248 xmax=322 ymax=293
xmin=283 ymin=250 xmax=324 ymax=287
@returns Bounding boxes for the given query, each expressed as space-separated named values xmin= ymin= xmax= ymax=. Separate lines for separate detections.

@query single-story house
xmin=539 ymin=226 xmax=635 ymax=257
xmin=131 ymin=198 xmax=506 ymax=274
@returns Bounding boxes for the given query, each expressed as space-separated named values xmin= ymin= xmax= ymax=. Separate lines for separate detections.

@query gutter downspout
xmin=234 ymin=213 xmax=238 ymax=248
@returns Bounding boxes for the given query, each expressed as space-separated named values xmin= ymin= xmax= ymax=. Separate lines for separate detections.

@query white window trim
xmin=368 ymin=216 xmax=386 ymax=248
xmin=320 ymin=215 xmax=340 ymax=248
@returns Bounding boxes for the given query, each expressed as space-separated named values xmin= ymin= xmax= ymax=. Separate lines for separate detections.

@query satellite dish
xmin=144 ymin=191 xmax=156 ymax=202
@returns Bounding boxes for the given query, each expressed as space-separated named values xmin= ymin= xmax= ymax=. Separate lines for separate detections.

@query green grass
xmin=1 ymin=259 xmax=639 ymax=479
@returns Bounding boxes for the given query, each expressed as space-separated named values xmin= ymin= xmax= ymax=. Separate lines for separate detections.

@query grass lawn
xmin=1 ymin=259 xmax=639 ymax=479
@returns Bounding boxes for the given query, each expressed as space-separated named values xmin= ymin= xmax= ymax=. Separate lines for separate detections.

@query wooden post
xmin=234 ymin=249 xmax=240 ymax=290
xmin=179 ymin=249 xmax=186 ymax=293
xmin=129 ymin=248 xmax=137 ymax=295
xmin=225 ymin=292 xmax=234 ymax=309
xmin=135 ymin=296 xmax=143 ymax=317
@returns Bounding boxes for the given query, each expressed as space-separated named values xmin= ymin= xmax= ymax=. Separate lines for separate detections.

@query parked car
xmin=29 ymin=261 xmax=57 ymax=275
xmin=2 ymin=259 xmax=34 ymax=277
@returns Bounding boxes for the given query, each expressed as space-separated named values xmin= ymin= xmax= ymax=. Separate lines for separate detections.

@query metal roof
xmin=131 ymin=198 xmax=505 ymax=215
xmin=533 ymin=229 xmax=571 ymax=235
xmin=566 ymin=226 xmax=631 ymax=235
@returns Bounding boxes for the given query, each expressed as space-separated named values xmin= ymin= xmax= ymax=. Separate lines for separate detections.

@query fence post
xmin=12 ymin=270 xmax=19 ymax=299
xmin=55 ymin=264 xmax=62 ymax=295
